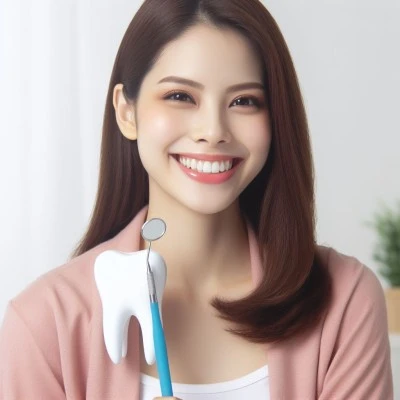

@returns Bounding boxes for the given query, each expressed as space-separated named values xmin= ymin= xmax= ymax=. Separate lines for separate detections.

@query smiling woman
xmin=0 ymin=0 xmax=393 ymax=399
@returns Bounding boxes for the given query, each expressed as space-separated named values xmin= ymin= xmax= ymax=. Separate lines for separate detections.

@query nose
xmin=190 ymin=109 xmax=231 ymax=146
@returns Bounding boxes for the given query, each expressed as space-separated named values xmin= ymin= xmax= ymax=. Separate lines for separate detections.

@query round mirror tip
xmin=140 ymin=218 xmax=167 ymax=242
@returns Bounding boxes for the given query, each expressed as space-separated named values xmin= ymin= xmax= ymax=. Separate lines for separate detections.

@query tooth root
xmin=196 ymin=160 xmax=203 ymax=172
xmin=136 ymin=309 xmax=156 ymax=364
xmin=121 ymin=317 xmax=130 ymax=358
xmin=102 ymin=306 xmax=129 ymax=364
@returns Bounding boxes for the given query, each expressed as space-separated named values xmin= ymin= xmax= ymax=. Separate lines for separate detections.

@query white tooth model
xmin=94 ymin=249 xmax=167 ymax=365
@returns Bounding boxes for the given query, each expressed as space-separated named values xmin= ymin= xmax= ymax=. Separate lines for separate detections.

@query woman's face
xmin=134 ymin=23 xmax=271 ymax=215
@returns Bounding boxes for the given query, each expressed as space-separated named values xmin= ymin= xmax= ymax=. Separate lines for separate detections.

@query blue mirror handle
xmin=150 ymin=302 xmax=173 ymax=396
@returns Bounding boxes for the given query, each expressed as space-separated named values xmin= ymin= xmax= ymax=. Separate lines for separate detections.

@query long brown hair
xmin=72 ymin=0 xmax=332 ymax=344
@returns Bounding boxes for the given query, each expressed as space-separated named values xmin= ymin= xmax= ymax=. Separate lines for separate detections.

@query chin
xmin=177 ymin=194 xmax=239 ymax=216
xmin=147 ymin=176 xmax=243 ymax=216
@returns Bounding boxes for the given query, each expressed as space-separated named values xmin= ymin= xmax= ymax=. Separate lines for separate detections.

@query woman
xmin=0 ymin=0 xmax=393 ymax=399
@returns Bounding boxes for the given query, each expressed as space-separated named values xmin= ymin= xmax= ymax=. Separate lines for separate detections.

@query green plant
xmin=370 ymin=202 xmax=400 ymax=287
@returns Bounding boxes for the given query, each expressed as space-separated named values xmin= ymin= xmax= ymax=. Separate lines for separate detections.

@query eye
xmin=164 ymin=91 xmax=194 ymax=103
xmin=230 ymin=96 xmax=261 ymax=108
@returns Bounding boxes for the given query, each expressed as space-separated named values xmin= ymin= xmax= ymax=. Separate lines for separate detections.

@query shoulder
xmin=316 ymin=245 xmax=388 ymax=347
xmin=0 ymin=240 xmax=115 ymax=388
xmin=312 ymin=250 xmax=393 ymax=397
xmin=6 ymin=239 xmax=114 ymax=339
xmin=4 ymin=207 xmax=146 ymax=336
xmin=318 ymin=245 xmax=384 ymax=308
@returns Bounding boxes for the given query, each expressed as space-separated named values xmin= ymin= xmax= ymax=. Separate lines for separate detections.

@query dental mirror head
xmin=141 ymin=218 xmax=166 ymax=243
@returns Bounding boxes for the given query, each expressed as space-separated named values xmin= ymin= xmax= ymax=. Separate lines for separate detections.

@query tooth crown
xmin=94 ymin=249 xmax=167 ymax=365
xmin=179 ymin=156 xmax=233 ymax=173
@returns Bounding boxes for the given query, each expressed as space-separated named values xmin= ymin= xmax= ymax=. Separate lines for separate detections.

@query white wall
xmin=264 ymin=1 xmax=400 ymax=288
xmin=0 ymin=0 xmax=140 ymax=321
xmin=0 ymin=0 xmax=399 ymax=321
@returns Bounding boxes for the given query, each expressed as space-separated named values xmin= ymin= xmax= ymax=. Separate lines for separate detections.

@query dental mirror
xmin=141 ymin=218 xmax=167 ymax=242
xmin=140 ymin=217 xmax=173 ymax=396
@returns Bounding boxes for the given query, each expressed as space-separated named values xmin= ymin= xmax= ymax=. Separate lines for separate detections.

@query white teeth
xmin=203 ymin=161 xmax=212 ymax=173
xmin=178 ymin=156 xmax=234 ymax=174
xmin=211 ymin=162 xmax=220 ymax=173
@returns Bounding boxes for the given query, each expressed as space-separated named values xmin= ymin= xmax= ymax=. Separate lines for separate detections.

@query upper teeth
xmin=179 ymin=156 xmax=233 ymax=173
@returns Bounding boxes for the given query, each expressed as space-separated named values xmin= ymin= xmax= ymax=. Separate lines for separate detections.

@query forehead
xmin=145 ymin=23 xmax=263 ymax=85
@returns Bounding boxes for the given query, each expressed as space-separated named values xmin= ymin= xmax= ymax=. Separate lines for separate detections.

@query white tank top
xmin=140 ymin=364 xmax=270 ymax=400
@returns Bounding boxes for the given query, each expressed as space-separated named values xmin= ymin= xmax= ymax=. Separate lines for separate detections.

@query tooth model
xmin=94 ymin=249 xmax=167 ymax=365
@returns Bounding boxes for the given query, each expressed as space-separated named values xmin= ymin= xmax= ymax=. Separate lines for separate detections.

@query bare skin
xmin=141 ymin=276 xmax=269 ymax=384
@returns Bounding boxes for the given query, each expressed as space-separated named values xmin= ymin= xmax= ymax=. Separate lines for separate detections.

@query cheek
xmin=236 ymin=114 xmax=272 ymax=162
xmin=138 ymin=106 xmax=180 ymax=146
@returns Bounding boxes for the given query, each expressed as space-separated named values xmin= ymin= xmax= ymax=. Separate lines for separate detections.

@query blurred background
xmin=0 ymin=0 xmax=399 ymax=396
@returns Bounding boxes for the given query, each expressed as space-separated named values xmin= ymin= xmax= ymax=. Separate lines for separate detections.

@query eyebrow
xmin=157 ymin=76 xmax=264 ymax=93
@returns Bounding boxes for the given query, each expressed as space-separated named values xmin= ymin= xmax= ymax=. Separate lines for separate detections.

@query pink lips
xmin=173 ymin=154 xmax=242 ymax=184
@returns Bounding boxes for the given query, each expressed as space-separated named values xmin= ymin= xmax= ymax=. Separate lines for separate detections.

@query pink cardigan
xmin=0 ymin=207 xmax=393 ymax=399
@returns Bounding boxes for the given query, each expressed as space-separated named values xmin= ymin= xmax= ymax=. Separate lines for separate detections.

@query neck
xmin=141 ymin=197 xmax=251 ymax=295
